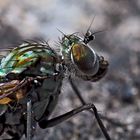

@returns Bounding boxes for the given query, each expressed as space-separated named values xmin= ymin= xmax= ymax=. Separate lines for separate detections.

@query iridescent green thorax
xmin=0 ymin=41 xmax=64 ymax=123
xmin=0 ymin=42 xmax=59 ymax=81
xmin=60 ymin=34 xmax=82 ymax=60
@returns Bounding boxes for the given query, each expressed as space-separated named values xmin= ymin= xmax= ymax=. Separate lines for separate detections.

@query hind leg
xmin=68 ymin=76 xmax=127 ymax=128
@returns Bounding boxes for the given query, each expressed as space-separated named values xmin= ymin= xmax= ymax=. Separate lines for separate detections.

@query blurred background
xmin=0 ymin=0 xmax=140 ymax=140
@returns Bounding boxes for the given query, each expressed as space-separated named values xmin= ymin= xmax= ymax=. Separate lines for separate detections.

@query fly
xmin=0 ymin=27 xmax=110 ymax=140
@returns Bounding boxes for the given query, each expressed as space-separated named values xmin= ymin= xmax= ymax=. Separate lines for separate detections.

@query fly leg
xmin=0 ymin=76 xmax=48 ymax=100
xmin=68 ymin=76 xmax=128 ymax=131
xmin=38 ymin=103 xmax=111 ymax=140
xmin=24 ymin=96 xmax=37 ymax=139
xmin=68 ymin=76 xmax=86 ymax=105
xmin=27 ymin=99 xmax=32 ymax=140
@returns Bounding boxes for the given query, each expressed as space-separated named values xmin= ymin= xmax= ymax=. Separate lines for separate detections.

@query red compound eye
xmin=71 ymin=43 xmax=99 ymax=75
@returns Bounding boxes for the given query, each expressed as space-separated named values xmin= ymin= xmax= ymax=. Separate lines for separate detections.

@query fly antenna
xmin=86 ymin=16 xmax=96 ymax=35
xmin=83 ymin=16 xmax=96 ymax=44
xmin=57 ymin=28 xmax=69 ymax=40
xmin=91 ymin=29 xmax=108 ymax=36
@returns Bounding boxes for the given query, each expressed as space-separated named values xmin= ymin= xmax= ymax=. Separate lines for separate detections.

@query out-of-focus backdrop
xmin=0 ymin=0 xmax=140 ymax=140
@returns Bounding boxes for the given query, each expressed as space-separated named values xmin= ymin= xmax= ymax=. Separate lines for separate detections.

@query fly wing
xmin=0 ymin=80 xmax=27 ymax=104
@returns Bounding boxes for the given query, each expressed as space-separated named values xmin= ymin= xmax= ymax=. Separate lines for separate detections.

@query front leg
xmin=69 ymin=76 xmax=127 ymax=127
xmin=38 ymin=103 xmax=111 ymax=140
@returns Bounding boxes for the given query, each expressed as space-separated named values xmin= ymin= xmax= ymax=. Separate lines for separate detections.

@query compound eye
xmin=71 ymin=43 xmax=99 ymax=75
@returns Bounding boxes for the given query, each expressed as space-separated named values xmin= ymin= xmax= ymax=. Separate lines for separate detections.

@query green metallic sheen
xmin=0 ymin=41 xmax=63 ymax=120
xmin=60 ymin=34 xmax=82 ymax=60
xmin=0 ymin=42 xmax=58 ymax=81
